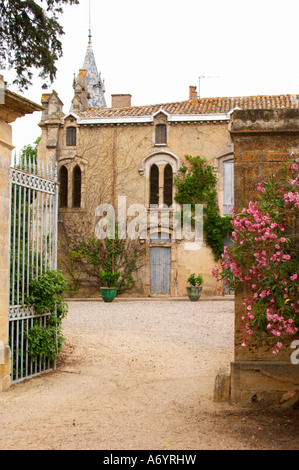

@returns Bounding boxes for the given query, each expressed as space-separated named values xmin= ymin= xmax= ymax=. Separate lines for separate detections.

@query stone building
xmin=37 ymin=35 xmax=299 ymax=298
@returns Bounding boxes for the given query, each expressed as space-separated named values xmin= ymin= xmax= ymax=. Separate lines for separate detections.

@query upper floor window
xmin=59 ymin=165 xmax=68 ymax=208
xmin=150 ymin=164 xmax=159 ymax=206
xmin=66 ymin=127 xmax=77 ymax=146
xmin=155 ymin=124 xmax=167 ymax=145
xmin=72 ymin=165 xmax=81 ymax=208
xmin=149 ymin=163 xmax=173 ymax=207
xmin=163 ymin=164 xmax=173 ymax=207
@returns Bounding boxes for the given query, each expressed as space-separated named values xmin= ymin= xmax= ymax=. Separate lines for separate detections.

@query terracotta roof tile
xmin=79 ymin=94 xmax=299 ymax=119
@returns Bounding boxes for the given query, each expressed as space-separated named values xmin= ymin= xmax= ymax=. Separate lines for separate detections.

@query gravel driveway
xmin=0 ymin=299 xmax=297 ymax=450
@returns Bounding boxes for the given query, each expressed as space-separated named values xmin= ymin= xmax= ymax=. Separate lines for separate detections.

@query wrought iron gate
xmin=8 ymin=155 xmax=59 ymax=384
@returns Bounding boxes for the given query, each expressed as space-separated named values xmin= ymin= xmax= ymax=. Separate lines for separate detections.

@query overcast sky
xmin=3 ymin=0 xmax=299 ymax=154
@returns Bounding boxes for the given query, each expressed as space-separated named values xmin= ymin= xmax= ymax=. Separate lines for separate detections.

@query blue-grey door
xmin=150 ymin=247 xmax=171 ymax=294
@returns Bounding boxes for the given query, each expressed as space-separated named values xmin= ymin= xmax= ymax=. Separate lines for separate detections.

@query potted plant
xmin=186 ymin=273 xmax=203 ymax=301
xmin=100 ymin=270 xmax=121 ymax=302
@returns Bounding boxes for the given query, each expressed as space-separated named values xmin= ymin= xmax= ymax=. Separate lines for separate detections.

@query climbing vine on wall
xmin=174 ymin=155 xmax=232 ymax=260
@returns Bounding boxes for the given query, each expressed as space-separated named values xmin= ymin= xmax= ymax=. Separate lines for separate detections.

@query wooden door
xmin=150 ymin=247 xmax=171 ymax=294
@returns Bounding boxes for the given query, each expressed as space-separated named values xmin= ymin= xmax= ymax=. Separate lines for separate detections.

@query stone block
xmin=214 ymin=369 xmax=231 ymax=402
xmin=230 ymin=361 xmax=299 ymax=403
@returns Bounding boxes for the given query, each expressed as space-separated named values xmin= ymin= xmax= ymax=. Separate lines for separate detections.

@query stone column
xmin=228 ymin=109 xmax=299 ymax=403
xmin=0 ymin=117 xmax=12 ymax=391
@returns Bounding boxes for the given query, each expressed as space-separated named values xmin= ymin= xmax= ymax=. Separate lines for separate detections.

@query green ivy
xmin=99 ymin=270 xmax=121 ymax=288
xmin=68 ymin=227 xmax=141 ymax=293
xmin=174 ymin=155 xmax=232 ymax=260
xmin=26 ymin=315 xmax=64 ymax=363
xmin=25 ymin=269 xmax=69 ymax=317
xmin=25 ymin=270 xmax=69 ymax=362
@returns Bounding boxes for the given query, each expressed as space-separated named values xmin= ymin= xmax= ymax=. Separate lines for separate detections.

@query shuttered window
xmin=150 ymin=164 xmax=159 ymax=206
xmin=155 ymin=124 xmax=167 ymax=144
xmin=72 ymin=165 xmax=81 ymax=208
xmin=66 ymin=127 xmax=77 ymax=146
xmin=163 ymin=164 xmax=173 ymax=207
xmin=59 ymin=165 xmax=68 ymax=208
xmin=223 ymin=159 xmax=234 ymax=214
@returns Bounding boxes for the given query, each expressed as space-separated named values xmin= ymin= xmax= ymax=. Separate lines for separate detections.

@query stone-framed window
xmin=150 ymin=164 xmax=159 ymax=206
xmin=163 ymin=164 xmax=173 ymax=207
xmin=223 ymin=159 xmax=234 ymax=215
xmin=155 ymin=124 xmax=167 ymax=145
xmin=149 ymin=162 xmax=173 ymax=207
xmin=66 ymin=127 xmax=77 ymax=146
xmin=139 ymin=151 xmax=180 ymax=210
xmin=72 ymin=165 xmax=81 ymax=208
xmin=59 ymin=165 xmax=68 ymax=208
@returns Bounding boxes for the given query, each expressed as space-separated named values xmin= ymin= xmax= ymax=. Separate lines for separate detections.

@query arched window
xmin=150 ymin=164 xmax=159 ymax=206
xmin=72 ymin=165 xmax=81 ymax=208
xmin=163 ymin=164 xmax=173 ymax=207
xmin=59 ymin=165 xmax=68 ymax=208
xmin=66 ymin=127 xmax=77 ymax=146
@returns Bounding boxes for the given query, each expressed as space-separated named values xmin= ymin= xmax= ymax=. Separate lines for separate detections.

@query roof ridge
xmin=79 ymin=93 xmax=299 ymax=118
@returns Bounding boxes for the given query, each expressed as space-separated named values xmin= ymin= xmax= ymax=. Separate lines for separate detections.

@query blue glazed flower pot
xmin=186 ymin=286 xmax=202 ymax=301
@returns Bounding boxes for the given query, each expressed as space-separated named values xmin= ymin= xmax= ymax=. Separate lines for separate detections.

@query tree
xmin=0 ymin=0 xmax=79 ymax=90
xmin=174 ymin=155 xmax=232 ymax=260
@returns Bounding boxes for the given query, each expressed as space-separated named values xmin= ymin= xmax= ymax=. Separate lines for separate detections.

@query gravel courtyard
xmin=0 ymin=299 xmax=297 ymax=450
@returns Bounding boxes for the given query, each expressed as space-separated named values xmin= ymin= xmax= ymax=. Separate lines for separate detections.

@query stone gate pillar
xmin=227 ymin=108 xmax=299 ymax=403
xmin=0 ymin=75 xmax=42 ymax=391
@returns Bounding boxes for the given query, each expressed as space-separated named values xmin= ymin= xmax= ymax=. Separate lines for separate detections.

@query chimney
xmin=189 ymin=85 xmax=198 ymax=100
xmin=111 ymin=94 xmax=132 ymax=108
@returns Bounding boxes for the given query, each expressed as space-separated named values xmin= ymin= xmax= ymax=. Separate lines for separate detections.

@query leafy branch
xmin=174 ymin=155 xmax=232 ymax=260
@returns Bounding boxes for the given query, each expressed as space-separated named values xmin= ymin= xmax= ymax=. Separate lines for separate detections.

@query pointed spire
xmin=70 ymin=0 xmax=107 ymax=111
xmin=80 ymin=0 xmax=107 ymax=108
xmin=88 ymin=0 xmax=92 ymax=50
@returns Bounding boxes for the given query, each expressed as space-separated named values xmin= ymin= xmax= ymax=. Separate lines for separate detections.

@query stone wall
xmin=217 ymin=109 xmax=299 ymax=403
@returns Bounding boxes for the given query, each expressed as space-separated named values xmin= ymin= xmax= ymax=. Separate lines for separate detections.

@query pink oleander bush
xmin=212 ymin=154 xmax=299 ymax=354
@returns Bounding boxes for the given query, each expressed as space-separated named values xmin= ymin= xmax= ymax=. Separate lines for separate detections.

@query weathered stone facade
xmin=37 ymin=41 xmax=299 ymax=301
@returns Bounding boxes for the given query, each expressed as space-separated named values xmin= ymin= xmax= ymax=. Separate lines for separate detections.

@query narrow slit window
xmin=150 ymin=164 xmax=159 ymax=206
xmin=66 ymin=127 xmax=77 ymax=146
xmin=223 ymin=159 xmax=234 ymax=215
xmin=72 ymin=165 xmax=81 ymax=208
xmin=59 ymin=165 xmax=68 ymax=208
xmin=163 ymin=164 xmax=173 ymax=207
xmin=155 ymin=124 xmax=167 ymax=145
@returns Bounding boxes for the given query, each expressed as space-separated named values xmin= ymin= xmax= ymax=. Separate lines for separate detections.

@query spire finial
xmin=88 ymin=0 xmax=92 ymax=47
